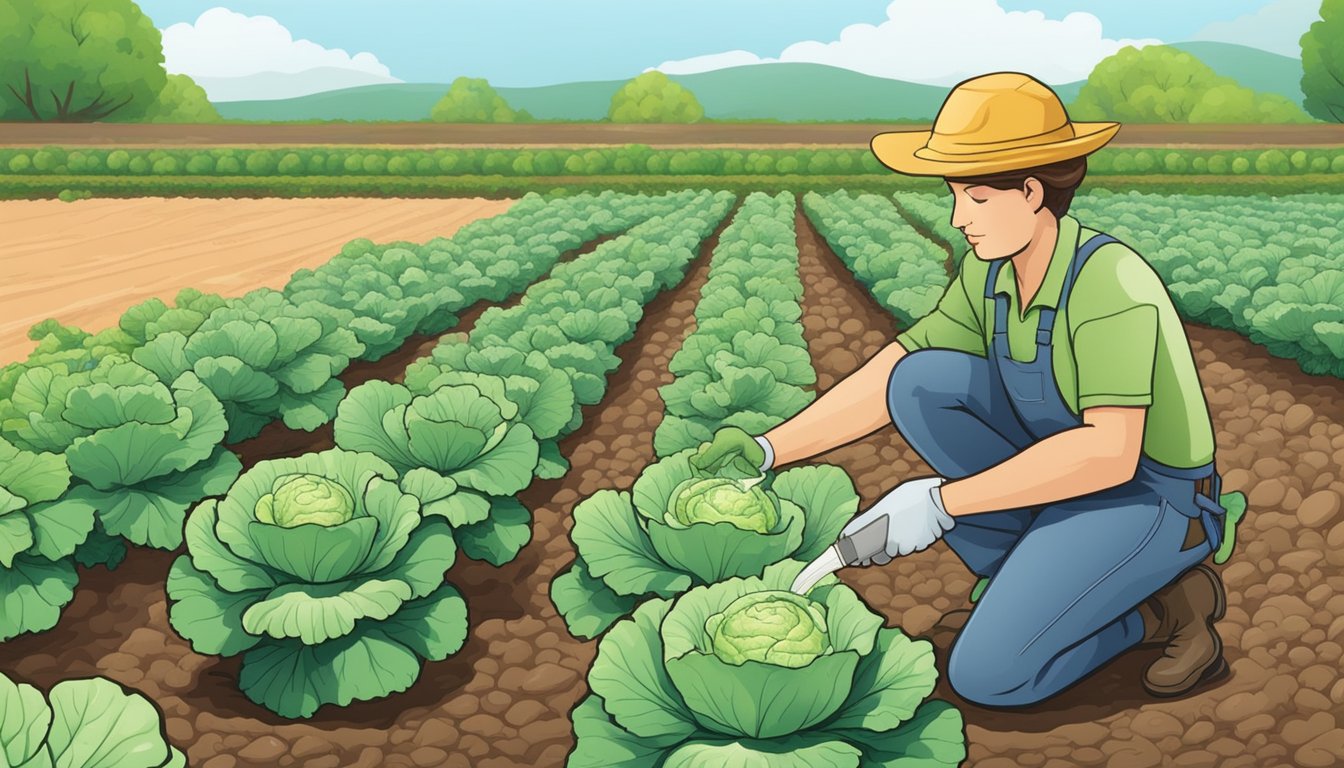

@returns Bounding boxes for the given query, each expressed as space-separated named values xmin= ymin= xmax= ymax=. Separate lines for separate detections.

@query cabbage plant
xmin=333 ymin=379 xmax=539 ymax=566
xmin=0 ymin=672 xmax=185 ymax=768
xmin=549 ymin=449 xmax=858 ymax=639
xmin=570 ymin=559 xmax=965 ymax=767
xmin=166 ymin=449 xmax=467 ymax=718
xmin=0 ymin=355 xmax=241 ymax=550
xmin=0 ymin=437 xmax=105 ymax=642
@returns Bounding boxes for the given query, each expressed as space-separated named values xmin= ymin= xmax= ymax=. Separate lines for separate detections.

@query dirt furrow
xmin=794 ymin=203 xmax=1344 ymax=768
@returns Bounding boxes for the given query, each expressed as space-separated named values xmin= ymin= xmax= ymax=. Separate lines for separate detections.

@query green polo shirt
xmin=896 ymin=214 xmax=1215 ymax=469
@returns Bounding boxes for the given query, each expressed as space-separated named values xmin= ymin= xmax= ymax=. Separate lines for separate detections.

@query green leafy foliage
xmin=657 ymin=192 xmax=815 ymax=455
xmin=1300 ymin=0 xmax=1344 ymax=123
xmin=803 ymin=192 xmax=949 ymax=327
xmin=550 ymin=449 xmax=858 ymax=639
xmin=0 ymin=0 xmax=168 ymax=122
xmin=608 ymin=72 xmax=705 ymax=123
xmin=570 ymin=560 xmax=965 ymax=766
xmin=1071 ymin=45 xmax=1311 ymax=123
xmin=0 ymin=671 xmax=186 ymax=768
xmin=166 ymin=448 xmax=468 ymax=718
xmin=136 ymin=73 xmax=221 ymax=124
xmin=0 ymin=355 xmax=240 ymax=550
xmin=430 ymin=76 xmax=525 ymax=122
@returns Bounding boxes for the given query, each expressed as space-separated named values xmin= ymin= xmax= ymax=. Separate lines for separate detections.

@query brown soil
xmin=0 ymin=197 xmax=514 ymax=363
xmin=0 ymin=205 xmax=733 ymax=768
xmin=795 ymin=205 xmax=1344 ymax=768
xmin=6 ymin=123 xmax=1343 ymax=148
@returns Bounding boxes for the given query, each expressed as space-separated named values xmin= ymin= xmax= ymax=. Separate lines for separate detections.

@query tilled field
xmin=2 ymin=205 xmax=1341 ymax=767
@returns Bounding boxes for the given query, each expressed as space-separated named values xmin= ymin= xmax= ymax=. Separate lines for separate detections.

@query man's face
xmin=946 ymin=180 xmax=1040 ymax=261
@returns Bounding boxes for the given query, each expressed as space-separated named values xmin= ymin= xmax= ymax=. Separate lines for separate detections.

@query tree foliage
xmin=429 ymin=76 xmax=526 ymax=122
xmin=1301 ymin=0 xmax=1344 ymax=122
xmin=0 ymin=0 xmax=168 ymax=121
xmin=142 ymin=74 xmax=221 ymax=123
xmin=608 ymin=71 xmax=705 ymax=123
xmin=1071 ymin=45 xmax=1312 ymax=123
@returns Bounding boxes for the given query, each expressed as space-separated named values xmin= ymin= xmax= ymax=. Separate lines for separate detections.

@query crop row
xmin=893 ymin=191 xmax=963 ymax=262
xmin=654 ymin=191 xmax=816 ymax=456
xmin=0 ymin=191 xmax=691 ymax=648
xmin=5 ymin=145 xmax=1344 ymax=178
xmin=802 ymin=191 xmax=951 ymax=327
xmin=1072 ymin=191 xmax=1344 ymax=377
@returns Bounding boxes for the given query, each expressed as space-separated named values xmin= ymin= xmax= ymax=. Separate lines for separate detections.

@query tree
xmin=1301 ymin=0 xmax=1344 ymax=122
xmin=1071 ymin=45 xmax=1311 ymax=123
xmin=430 ymin=77 xmax=520 ymax=122
xmin=0 ymin=0 xmax=167 ymax=121
xmin=607 ymin=71 xmax=704 ymax=123
xmin=111 ymin=74 xmax=221 ymax=123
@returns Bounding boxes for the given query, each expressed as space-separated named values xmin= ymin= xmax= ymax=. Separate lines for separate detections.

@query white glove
xmin=753 ymin=435 xmax=775 ymax=472
xmin=841 ymin=477 xmax=954 ymax=565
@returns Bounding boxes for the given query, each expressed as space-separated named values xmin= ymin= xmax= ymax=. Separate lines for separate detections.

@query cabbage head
xmin=708 ymin=592 xmax=829 ymax=668
xmin=0 ymin=355 xmax=241 ymax=549
xmin=0 ymin=672 xmax=185 ymax=768
xmin=550 ymin=449 xmax=859 ymax=640
xmin=166 ymin=448 xmax=467 ymax=718
xmin=333 ymin=378 xmax=539 ymax=566
xmin=571 ymin=560 xmax=965 ymax=766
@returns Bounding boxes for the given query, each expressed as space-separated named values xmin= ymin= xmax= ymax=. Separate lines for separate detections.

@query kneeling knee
xmin=947 ymin=634 xmax=1049 ymax=708
xmin=888 ymin=349 xmax=970 ymax=412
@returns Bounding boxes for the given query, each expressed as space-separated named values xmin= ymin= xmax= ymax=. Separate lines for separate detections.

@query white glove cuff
xmin=753 ymin=435 xmax=775 ymax=472
xmin=929 ymin=481 xmax=955 ymax=531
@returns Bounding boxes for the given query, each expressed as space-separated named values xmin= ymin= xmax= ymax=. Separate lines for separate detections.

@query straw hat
xmin=870 ymin=72 xmax=1120 ymax=177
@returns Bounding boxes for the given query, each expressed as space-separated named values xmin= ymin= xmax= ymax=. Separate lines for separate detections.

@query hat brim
xmin=870 ymin=121 xmax=1120 ymax=177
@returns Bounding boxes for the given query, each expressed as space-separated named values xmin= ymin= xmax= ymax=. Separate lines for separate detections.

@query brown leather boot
xmin=1137 ymin=564 xmax=1228 ymax=697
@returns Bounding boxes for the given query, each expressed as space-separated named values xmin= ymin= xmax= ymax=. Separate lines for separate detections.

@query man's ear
xmin=1023 ymin=176 xmax=1046 ymax=214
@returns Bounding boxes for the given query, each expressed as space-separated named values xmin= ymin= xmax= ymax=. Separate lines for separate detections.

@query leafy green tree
xmin=1071 ymin=45 xmax=1311 ymax=123
xmin=0 ymin=0 xmax=167 ymax=121
xmin=608 ymin=71 xmax=705 ymax=123
xmin=1301 ymin=0 xmax=1344 ymax=122
xmin=144 ymin=74 xmax=220 ymax=123
xmin=430 ymin=77 xmax=520 ymax=122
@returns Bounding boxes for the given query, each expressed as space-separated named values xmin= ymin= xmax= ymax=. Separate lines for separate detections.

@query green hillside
xmin=1167 ymin=41 xmax=1305 ymax=104
xmin=215 ymin=63 xmax=1083 ymax=122
xmin=212 ymin=45 xmax=1296 ymax=123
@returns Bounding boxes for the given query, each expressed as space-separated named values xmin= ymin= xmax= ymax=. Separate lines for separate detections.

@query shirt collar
xmin=992 ymin=214 xmax=1081 ymax=314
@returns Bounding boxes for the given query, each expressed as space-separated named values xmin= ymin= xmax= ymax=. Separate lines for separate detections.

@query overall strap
xmin=984 ymin=258 xmax=1010 ymax=340
xmin=1035 ymin=232 xmax=1119 ymax=340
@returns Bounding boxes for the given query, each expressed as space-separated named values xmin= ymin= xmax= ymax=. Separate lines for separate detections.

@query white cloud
xmin=650 ymin=0 xmax=1161 ymax=85
xmin=160 ymin=7 xmax=400 ymax=80
xmin=1192 ymin=0 xmax=1317 ymax=57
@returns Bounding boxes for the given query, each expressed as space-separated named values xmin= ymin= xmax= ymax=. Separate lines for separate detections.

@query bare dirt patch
xmin=0 ymin=197 xmax=514 ymax=362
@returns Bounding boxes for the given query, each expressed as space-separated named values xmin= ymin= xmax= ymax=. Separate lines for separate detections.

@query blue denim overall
xmin=887 ymin=232 xmax=1227 ymax=708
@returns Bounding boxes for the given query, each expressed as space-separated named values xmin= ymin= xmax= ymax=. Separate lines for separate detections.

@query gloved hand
xmin=690 ymin=427 xmax=772 ymax=475
xmin=841 ymin=477 xmax=954 ymax=565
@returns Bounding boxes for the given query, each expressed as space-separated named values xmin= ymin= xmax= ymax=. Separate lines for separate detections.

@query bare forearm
xmin=764 ymin=341 xmax=908 ymax=467
xmin=939 ymin=424 xmax=1136 ymax=516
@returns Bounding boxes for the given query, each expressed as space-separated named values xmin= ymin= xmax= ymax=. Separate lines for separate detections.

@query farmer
xmin=692 ymin=71 xmax=1231 ymax=708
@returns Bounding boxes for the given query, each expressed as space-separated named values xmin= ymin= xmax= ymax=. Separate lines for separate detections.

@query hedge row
xmin=4 ymin=145 xmax=1344 ymax=178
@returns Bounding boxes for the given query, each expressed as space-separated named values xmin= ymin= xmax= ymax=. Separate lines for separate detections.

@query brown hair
xmin=945 ymin=155 xmax=1088 ymax=219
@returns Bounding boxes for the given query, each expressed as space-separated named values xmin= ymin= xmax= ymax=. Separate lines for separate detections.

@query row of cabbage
xmin=1072 ymin=191 xmax=1344 ymax=377
xmin=0 ymin=671 xmax=185 ymax=768
xmin=654 ymin=191 xmax=816 ymax=456
xmin=802 ymin=191 xmax=951 ymax=327
xmin=160 ymin=190 xmax=736 ymax=718
xmin=547 ymin=193 xmax=964 ymax=765
xmin=0 ymin=191 xmax=675 ymax=646
xmin=893 ymin=192 xmax=963 ymax=263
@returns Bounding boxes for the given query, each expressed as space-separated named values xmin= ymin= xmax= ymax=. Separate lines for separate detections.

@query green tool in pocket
xmin=1212 ymin=491 xmax=1247 ymax=565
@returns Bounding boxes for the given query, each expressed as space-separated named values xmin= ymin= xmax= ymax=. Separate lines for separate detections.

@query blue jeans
xmin=887 ymin=349 xmax=1217 ymax=708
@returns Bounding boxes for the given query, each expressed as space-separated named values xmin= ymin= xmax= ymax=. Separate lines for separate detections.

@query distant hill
xmin=212 ymin=45 xmax=1300 ymax=123
xmin=197 ymin=67 xmax=403 ymax=103
xmin=1166 ymin=41 xmax=1305 ymax=104
xmin=215 ymin=63 xmax=1084 ymax=122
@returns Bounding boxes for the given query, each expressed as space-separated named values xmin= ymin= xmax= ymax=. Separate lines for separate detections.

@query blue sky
xmin=138 ymin=0 xmax=1319 ymax=91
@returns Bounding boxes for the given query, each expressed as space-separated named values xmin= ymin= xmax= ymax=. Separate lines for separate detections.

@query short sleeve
xmin=896 ymin=261 xmax=985 ymax=355
xmin=1073 ymin=304 xmax=1159 ymax=409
